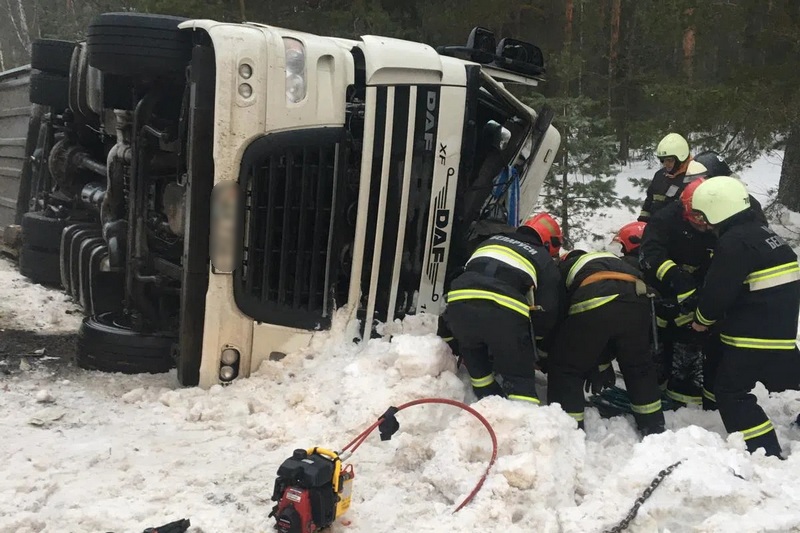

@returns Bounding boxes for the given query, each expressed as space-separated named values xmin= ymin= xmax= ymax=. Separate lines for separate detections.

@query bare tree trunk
xmin=561 ymin=120 xmax=570 ymax=244
xmin=578 ymin=0 xmax=584 ymax=96
xmin=608 ymin=0 xmax=620 ymax=118
xmin=682 ymin=8 xmax=695 ymax=81
xmin=5 ymin=0 xmax=32 ymax=53
xmin=565 ymin=0 xmax=574 ymax=50
xmin=778 ymin=128 xmax=800 ymax=210
xmin=562 ymin=0 xmax=574 ymax=241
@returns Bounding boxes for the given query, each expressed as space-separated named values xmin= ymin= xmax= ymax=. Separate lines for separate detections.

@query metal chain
xmin=603 ymin=460 xmax=683 ymax=533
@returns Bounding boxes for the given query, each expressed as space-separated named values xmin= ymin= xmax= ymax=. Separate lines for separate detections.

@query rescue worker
xmin=639 ymin=151 xmax=733 ymax=406
xmin=638 ymin=133 xmax=692 ymax=222
xmin=686 ymin=176 xmax=800 ymax=457
xmin=547 ymin=250 xmax=665 ymax=436
xmin=612 ymin=221 xmax=647 ymax=270
xmin=443 ymin=213 xmax=565 ymax=402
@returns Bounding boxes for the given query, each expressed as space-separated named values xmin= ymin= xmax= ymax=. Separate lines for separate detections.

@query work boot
xmin=746 ymin=431 xmax=782 ymax=458
xmin=638 ymin=422 xmax=666 ymax=437
xmin=473 ymin=381 xmax=505 ymax=399
xmin=635 ymin=411 xmax=666 ymax=437
xmin=500 ymin=376 xmax=540 ymax=405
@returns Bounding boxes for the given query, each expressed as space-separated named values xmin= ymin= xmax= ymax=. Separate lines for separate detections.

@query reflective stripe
xmin=653 ymin=194 xmax=667 ymax=201
xmin=656 ymin=317 xmax=668 ymax=328
xmin=719 ymin=335 xmax=797 ymax=350
xmin=568 ymin=294 xmax=619 ymax=315
xmin=441 ymin=336 xmax=454 ymax=342
xmin=682 ymin=264 xmax=699 ymax=273
xmin=567 ymin=411 xmax=585 ymax=422
xmin=471 ymin=373 xmax=495 ymax=388
xmin=677 ymin=288 xmax=696 ymax=302
xmin=656 ymin=260 xmax=677 ymax=281
xmin=631 ymin=400 xmax=662 ymax=414
xmin=469 ymin=245 xmax=538 ymax=286
xmin=665 ymin=390 xmax=702 ymax=405
xmin=565 ymin=252 xmax=618 ymax=287
xmin=744 ymin=262 xmax=800 ymax=291
xmin=508 ymin=394 xmax=540 ymax=404
xmin=447 ymin=289 xmax=530 ymax=318
xmin=702 ymin=388 xmax=716 ymax=402
xmin=598 ymin=363 xmax=611 ymax=372
xmin=639 ymin=210 xmax=651 ymax=218
xmin=674 ymin=312 xmax=695 ymax=327
xmin=695 ymin=307 xmax=716 ymax=326
xmin=741 ymin=420 xmax=774 ymax=441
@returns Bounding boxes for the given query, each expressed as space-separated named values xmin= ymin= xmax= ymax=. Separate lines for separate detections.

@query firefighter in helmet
xmin=443 ymin=213 xmax=565 ymax=402
xmin=686 ymin=176 xmax=800 ymax=456
xmin=613 ymin=221 xmax=647 ymax=270
xmin=547 ymin=249 xmax=665 ymax=436
xmin=639 ymin=151 xmax=735 ymax=406
xmin=638 ymin=133 xmax=692 ymax=222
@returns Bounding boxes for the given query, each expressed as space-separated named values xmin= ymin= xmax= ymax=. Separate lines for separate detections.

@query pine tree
xmin=528 ymin=93 xmax=634 ymax=247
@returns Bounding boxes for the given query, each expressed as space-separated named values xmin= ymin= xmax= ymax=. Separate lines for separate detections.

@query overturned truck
xmin=14 ymin=15 xmax=560 ymax=387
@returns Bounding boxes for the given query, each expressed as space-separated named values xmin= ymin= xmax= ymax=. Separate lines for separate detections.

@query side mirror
xmin=466 ymin=27 xmax=496 ymax=64
xmin=496 ymin=38 xmax=544 ymax=69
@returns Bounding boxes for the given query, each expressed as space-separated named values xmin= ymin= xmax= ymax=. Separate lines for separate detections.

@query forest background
xmin=3 ymin=0 xmax=799 ymax=241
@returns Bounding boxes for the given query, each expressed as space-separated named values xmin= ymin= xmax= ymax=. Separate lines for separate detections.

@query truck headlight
xmin=283 ymin=38 xmax=306 ymax=103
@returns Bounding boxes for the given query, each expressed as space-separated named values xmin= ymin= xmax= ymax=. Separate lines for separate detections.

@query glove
xmin=655 ymin=297 xmax=680 ymax=321
xmin=584 ymin=364 xmax=616 ymax=395
xmin=662 ymin=266 xmax=696 ymax=296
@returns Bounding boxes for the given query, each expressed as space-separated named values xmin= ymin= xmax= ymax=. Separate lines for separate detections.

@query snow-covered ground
xmin=2 ymin=153 xmax=800 ymax=533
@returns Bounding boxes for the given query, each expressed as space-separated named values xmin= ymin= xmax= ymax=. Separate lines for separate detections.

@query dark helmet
xmin=691 ymin=150 xmax=732 ymax=179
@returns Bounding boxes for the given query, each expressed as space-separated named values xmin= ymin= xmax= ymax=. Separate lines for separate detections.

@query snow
xmin=2 ymin=152 xmax=800 ymax=532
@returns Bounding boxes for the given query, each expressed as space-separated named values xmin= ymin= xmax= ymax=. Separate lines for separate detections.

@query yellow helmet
xmin=690 ymin=176 xmax=750 ymax=225
xmin=656 ymin=133 xmax=690 ymax=162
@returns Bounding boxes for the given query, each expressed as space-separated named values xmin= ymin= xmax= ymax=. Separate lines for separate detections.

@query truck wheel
xmin=19 ymin=246 xmax=62 ymax=286
xmin=29 ymin=71 xmax=69 ymax=110
xmin=21 ymin=211 xmax=66 ymax=251
xmin=76 ymin=312 xmax=176 ymax=374
xmin=87 ymin=13 xmax=191 ymax=77
xmin=31 ymin=39 xmax=76 ymax=76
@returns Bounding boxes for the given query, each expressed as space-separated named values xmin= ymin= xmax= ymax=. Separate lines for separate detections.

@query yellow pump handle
xmin=307 ymin=447 xmax=342 ymax=493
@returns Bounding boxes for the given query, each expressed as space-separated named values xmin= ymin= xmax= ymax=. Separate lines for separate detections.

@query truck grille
xmin=234 ymin=129 xmax=351 ymax=330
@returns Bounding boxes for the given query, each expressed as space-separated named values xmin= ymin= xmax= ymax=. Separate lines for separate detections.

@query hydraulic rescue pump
xmin=269 ymin=448 xmax=354 ymax=532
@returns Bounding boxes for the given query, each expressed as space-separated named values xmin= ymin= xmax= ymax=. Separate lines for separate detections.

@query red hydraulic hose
xmin=340 ymin=398 xmax=498 ymax=513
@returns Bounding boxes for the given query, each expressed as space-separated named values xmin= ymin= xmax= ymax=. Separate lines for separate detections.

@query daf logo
xmin=424 ymin=91 xmax=437 ymax=151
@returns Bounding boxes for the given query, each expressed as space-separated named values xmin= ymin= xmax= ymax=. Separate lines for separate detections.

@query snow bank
xmin=2 ymin=155 xmax=800 ymax=532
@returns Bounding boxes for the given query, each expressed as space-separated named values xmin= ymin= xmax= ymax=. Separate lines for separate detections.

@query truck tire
xmin=31 ymin=39 xmax=76 ymax=75
xmin=76 ymin=312 xmax=176 ymax=374
xmin=29 ymin=71 xmax=69 ymax=110
xmin=87 ymin=13 xmax=191 ymax=77
xmin=19 ymin=246 xmax=62 ymax=286
xmin=21 ymin=211 xmax=67 ymax=251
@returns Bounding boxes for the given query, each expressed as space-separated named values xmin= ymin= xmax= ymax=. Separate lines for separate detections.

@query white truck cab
xmin=12 ymin=15 xmax=560 ymax=387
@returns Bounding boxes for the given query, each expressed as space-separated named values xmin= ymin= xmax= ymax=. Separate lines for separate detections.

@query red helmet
xmin=522 ymin=212 xmax=562 ymax=257
xmin=613 ymin=221 xmax=647 ymax=254
xmin=680 ymin=178 xmax=707 ymax=227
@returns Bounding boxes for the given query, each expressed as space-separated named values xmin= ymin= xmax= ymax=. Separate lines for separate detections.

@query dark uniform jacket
xmin=447 ymin=229 xmax=564 ymax=340
xmin=695 ymin=215 xmax=800 ymax=350
xmin=639 ymin=201 xmax=715 ymax=296
xmin=559 ymin=252 xmax=646 ymax=316
xmin=638 ymin=159 xmax=692 ymax=222
xmin=639 ymin=195 xmax=767 ymax=297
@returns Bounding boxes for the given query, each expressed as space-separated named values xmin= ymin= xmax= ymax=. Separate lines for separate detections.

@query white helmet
xmin=684 ymin=160 xmax=708 ymax=180
xmin=690 ymin=176 xmax=750 ymax=225
xmin=656 ymin=133 xmax=690 ymax=162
